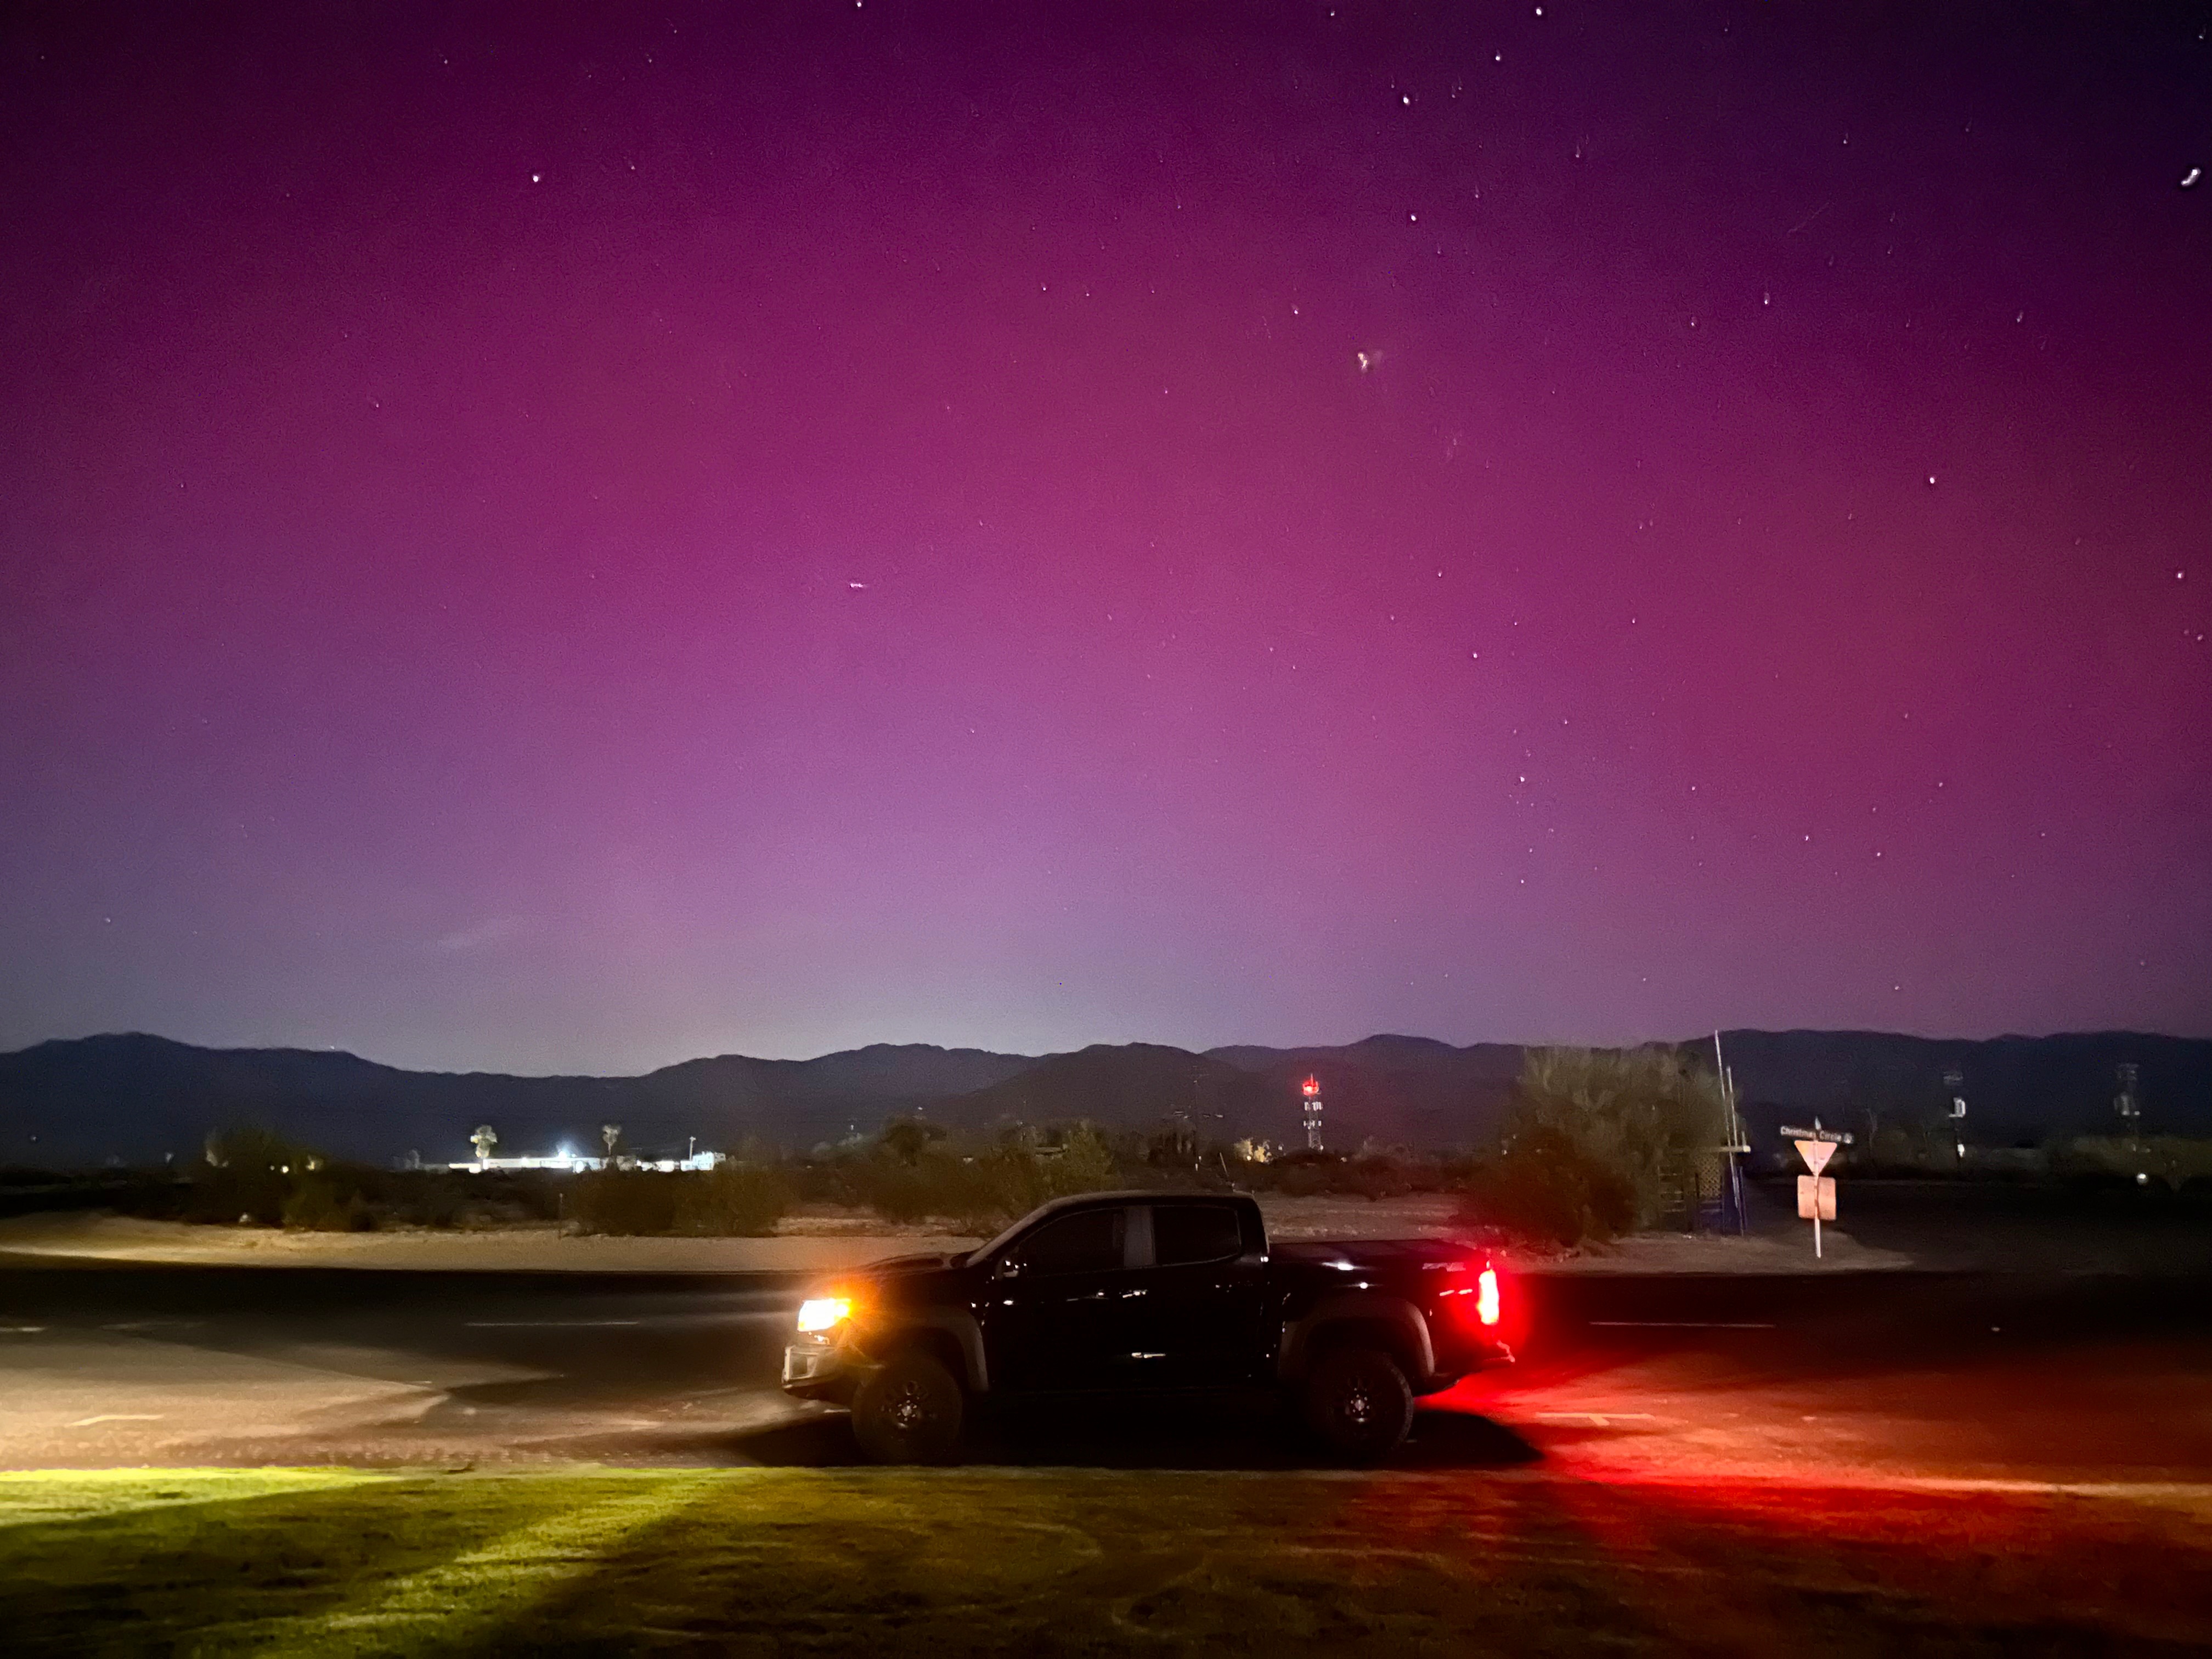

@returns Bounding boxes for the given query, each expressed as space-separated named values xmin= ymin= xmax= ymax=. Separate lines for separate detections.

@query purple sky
xmin=3 ymin=3 xmax=2208 ymax=1073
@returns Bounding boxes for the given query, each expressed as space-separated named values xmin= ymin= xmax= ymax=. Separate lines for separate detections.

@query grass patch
xmin=1 ymin=1467 xmax=2207 ymax=1655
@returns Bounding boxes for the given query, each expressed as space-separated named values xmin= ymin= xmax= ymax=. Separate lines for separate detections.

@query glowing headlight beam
xmin=796 ymin=1296 xmax=853 ymax=1333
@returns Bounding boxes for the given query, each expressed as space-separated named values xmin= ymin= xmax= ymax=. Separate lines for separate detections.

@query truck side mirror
xmin=993 ymin=1255 xmax=1023 ymax=1280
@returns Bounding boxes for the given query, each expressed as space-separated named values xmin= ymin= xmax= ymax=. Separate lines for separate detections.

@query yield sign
xmin=1795 ymin=1139 xmax=1837 ymax=1176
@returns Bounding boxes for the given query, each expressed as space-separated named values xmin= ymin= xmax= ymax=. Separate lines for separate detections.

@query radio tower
xmin=1300 ymin=1075 xmax=1324 ymax=1152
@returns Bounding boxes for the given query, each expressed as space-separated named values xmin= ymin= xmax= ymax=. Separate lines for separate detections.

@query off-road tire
xmin=1301 ymin=1344 xmax=1414 ymax=1463
xmin=851 ymin=1348 xmax=966 ymax=1464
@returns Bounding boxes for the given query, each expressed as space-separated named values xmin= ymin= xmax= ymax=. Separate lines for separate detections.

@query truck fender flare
xmin=1277 ymin=1293 xmax=1433 ymax=1385
xmin=872 ymin=1308 xmax=991 ymax=1395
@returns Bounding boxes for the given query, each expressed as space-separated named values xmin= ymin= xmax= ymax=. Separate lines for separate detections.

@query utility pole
xmin=1714 ymin=1031 xmax=1748 ymax=1234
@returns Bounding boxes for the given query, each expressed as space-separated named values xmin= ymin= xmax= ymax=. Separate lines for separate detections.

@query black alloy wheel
xmin=1301 ymin=1345 xmax=1414 ymax=1464
xmin=851 ymin=1348 xmax=966 ymax=1464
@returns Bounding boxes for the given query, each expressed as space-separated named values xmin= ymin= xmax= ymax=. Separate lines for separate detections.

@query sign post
xmin=1780 ymin=1122 xmax=1853 ymax=1259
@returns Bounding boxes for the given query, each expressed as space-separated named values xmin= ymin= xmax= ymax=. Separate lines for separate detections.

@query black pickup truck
xmin=782 ymin=1189 xmax=1514 ymax=1463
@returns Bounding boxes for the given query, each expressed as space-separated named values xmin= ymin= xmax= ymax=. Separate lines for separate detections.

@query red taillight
xmin=1476 ymin=1265 xmax=1500 ymax=1326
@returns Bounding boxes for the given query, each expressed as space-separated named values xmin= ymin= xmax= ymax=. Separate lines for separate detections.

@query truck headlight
xmin=796 ymin=1296 xmax=853 ymax=1334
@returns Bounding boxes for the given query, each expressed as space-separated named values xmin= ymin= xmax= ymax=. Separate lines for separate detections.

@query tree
xmin=470 ymin=1125 xmax=498 ymax=1165
xmin=1460 ymin=1047 xmax=1730 ymax=1246
xmin=879 ymin=1116 xmax=947 ymax=1166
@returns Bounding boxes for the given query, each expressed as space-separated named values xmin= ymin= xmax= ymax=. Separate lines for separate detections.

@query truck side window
xmin=1152 ymin=1204 xmax=1243 ymax=1267
xmin=1010 ymin=1207 xmax=1125 ymax=1276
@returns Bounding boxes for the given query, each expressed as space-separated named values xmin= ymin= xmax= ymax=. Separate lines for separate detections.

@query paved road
xmin=4 ymin=1251 xmax=2210 ymax=1486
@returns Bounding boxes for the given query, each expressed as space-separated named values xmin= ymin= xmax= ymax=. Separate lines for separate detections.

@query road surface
xmin=2 ymin=1251 xmax=2208 ymax=1484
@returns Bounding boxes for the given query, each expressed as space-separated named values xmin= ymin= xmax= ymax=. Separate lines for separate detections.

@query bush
xmin=2052 ymin=1136 xmax=2212 ymax=1193
xmin=673 ymin=1163 xmax=790 ymax=1237
xmin=1455 ymin=1046 xmax=1729 ymax=1248
xmin=1347 ymin=1155 xmax=1413 ymax=1202
xmin=189 ymin=1126 xmax=324 ymax=1226
xmin=572 ymin=1170 xmax=679 ymax=1236
xmin=280 ymin=1174 xmax=376 ymax=1232
xmin=1458 ymin=1125 xmax=1638 ymax=1248
xmin=843 ymin=1121 xmax=1122 ymax=1234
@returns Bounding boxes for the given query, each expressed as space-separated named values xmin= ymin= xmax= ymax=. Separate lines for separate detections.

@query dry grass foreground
xmin=2 ymin=1465 xmax=2210 ymax=1655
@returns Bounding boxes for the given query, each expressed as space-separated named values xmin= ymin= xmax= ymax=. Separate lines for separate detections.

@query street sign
xmin=1795 ymin=1139 xmax=1837 ymax=1176
xmin=1780 ymin=1122 xmax=1848 ymax=1257
xmin=1797 ymin=1175 xmax=1836 ymax=1221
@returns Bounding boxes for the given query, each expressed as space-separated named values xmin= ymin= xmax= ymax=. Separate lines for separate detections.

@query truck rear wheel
xmin=851 ymin=1348 xmax=964 ymax=1464
xmin=1302 ymin=1345 xmax=1414 ymax=1463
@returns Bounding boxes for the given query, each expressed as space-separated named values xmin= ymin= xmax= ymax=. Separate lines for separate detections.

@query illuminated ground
xmin=4 ymin=1249 xmax=2211 ymax=1651
xmin=4 ymin=1464 xmax=2210 ymax=1655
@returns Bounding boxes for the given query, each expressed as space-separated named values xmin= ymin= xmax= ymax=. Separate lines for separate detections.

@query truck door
xmin=980 ymin=1205 xmax=1137 ymax=1392
xmin=1129 ymin=1201 xmax=1269 ymax=1388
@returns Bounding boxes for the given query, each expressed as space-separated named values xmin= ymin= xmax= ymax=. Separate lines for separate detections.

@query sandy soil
xmin=0 ymin=1211 xmax=982 ymax=1274
xmin=0 ymin=1194 xmax=1915 ymax=1274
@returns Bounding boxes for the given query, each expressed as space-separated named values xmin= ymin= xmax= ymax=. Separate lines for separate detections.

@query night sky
xmin=3 ymin=3 xmax=2208 ymax=1074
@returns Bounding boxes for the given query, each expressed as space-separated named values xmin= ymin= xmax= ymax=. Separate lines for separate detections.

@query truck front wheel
xmin=851 ymin=1348 xmax=965 ymax=1464
xmin=1301 ymin=1345 xmax=1414 ymax=1463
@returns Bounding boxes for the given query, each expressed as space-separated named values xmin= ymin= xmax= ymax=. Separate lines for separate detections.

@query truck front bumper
xmin=781 ymin=1340 xmax=871 ymax=1406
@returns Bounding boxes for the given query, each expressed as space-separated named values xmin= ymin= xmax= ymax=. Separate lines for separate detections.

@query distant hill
xmin=1 ymin=1028 xmax=2205 ymax=1170
xmin=1202 ymin=1035 xmax=1526 ymax=1149
xmin=0 ymin=1034 xmax=1034 ymax=1169
xmin=932 ymin=1043 xmax=1278 ymax=1141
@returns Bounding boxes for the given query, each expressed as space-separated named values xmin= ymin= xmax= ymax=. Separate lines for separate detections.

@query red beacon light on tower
xmin=1301 ymin=1075 xmax=1321 ymax=1098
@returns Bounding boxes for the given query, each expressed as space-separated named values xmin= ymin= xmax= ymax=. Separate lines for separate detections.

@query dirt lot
xmin=8 ymin=1181 xmax=2200 ymax=1277
xmin=0 ymin=1190 xmax=1918 ymax=1276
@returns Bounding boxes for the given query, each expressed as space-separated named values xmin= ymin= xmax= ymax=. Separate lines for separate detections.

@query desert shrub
xmin=189 ymin=1126 xmax=324 ymax=1225
xmin=281 ymin=1174 xmax=376 ymax=1232
xmin=672 ymin=1163 xmax=791 ymax=1236
xmin=572 ymin=1169 xmax=679 ymax=1235
xmin=1347 ymin=1154 xmax=1413 ymax=1201
xmin=847 ymin=1121 xmax=1121 ymax=1233
xmin=1456 ymin=1046 xmax=1729 ymax=1248
xmin=1458 ymin=1124 xmax=1638 ymax=1248
xmin=2052 ymin=1136 xmax=2212 ymax=1193
xmin=1274 ymin=1158 xmax=1330 ymax=1198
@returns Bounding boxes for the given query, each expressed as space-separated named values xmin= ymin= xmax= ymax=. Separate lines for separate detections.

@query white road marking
xmin=1587 ymin=1321 xmax=1777 ymax=1329
xmin=462 ymin=1319 xmax=641 ymax=1328
xmin=0 ymin=1325 xmax=46 ymax=1334
xmin=67 ymin=1414 xmax=166 ymax=1426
